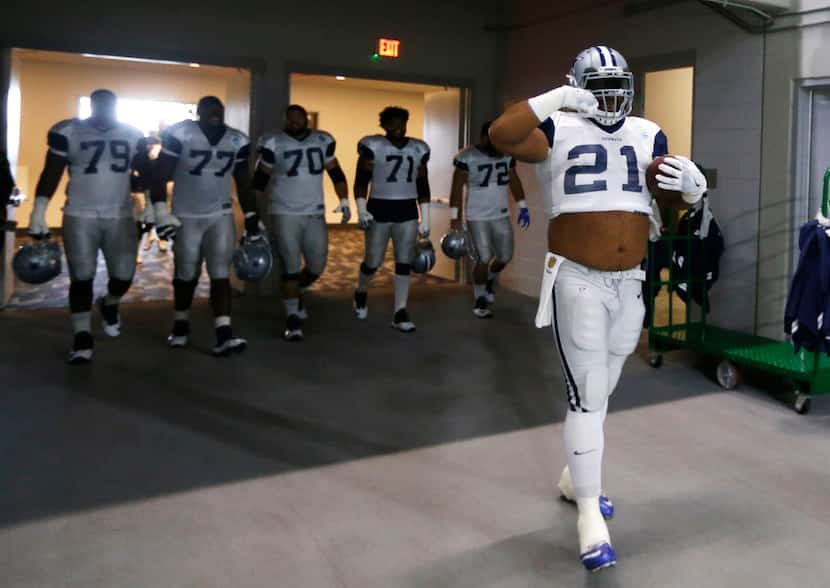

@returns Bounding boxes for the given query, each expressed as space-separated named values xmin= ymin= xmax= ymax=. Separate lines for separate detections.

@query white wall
xmin=424 ymin=88 xmax=462 ymax=280
xmin=499 ymin=1 xmax=764 ymax=334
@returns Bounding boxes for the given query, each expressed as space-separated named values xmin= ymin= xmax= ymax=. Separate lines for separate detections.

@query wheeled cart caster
xmin=716 ymin=360 xmax=739 ymax=390
xmin=793 ymin=393 xmax=811 ymax=415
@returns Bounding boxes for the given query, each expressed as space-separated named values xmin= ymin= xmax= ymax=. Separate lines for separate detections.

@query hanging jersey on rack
xmin=785 ymin=216 xmax=830 ymax=354
xmin=671 ymin=196 xmax=724 ymax=312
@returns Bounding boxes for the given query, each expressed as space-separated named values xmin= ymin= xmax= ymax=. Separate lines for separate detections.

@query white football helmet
xmin=568 ymin=46 xmax=633 ymax=126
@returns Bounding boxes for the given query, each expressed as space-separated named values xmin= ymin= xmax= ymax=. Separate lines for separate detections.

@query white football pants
xmin=552 ymin=258 xmax=645 ymax=499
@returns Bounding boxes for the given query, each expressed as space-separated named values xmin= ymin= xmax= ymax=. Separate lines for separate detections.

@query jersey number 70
xmin=564 ymin=144 xmax=643 ymax=195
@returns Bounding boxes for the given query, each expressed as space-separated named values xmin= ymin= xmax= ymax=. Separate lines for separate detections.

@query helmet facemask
xmin=570 ymin=68 xmax=634 ymax=126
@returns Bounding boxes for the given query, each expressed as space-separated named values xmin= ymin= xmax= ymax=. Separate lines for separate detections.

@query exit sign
xmin=378 ymin=38 xmax=401 ymax=58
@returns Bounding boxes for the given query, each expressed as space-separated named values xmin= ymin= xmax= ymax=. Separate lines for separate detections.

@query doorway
xmin=287 ymin=73 xmax=465 ymax=286
xmin=642 ymin=65 xmax=695 ymax=327
xmin=4 ymin=48 xmax=252 ymax=309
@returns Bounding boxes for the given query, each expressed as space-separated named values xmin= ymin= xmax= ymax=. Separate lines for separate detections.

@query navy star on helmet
xmin=568 ymin=46 xmax=633 ymax=126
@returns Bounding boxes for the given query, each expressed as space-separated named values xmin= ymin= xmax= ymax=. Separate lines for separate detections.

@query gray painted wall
xmin=499 ymin=1 xmax=764 ymax=334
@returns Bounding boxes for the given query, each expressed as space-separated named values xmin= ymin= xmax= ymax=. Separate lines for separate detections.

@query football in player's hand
xmin=647 ymin=155 xmax=687 ymax=210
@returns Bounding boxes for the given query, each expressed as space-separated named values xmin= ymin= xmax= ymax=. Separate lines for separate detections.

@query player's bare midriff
xmin=548 ymin=210 xmax=649 ymax=271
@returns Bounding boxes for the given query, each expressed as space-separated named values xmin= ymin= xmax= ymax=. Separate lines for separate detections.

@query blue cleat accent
xmin=560 ymin=493 xmax=615 ymax=520
xmin=581 ymin=542 xmax=617 ymax=572
xmin=599 ymin=494 xmax=614 ymax=520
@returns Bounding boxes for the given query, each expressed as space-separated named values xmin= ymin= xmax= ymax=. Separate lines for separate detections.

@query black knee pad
xmin=298 ymin=269 xmax=320 ymax=289
xmin=360 ymin=262 xmax=378 ymax=276
xmin=395 ymin=263 xmax=411 ymax=276
xmin=108 ymin=278 xmax=132 ymax=298
xmin=68 ymin=280 xmax=94 ymax=313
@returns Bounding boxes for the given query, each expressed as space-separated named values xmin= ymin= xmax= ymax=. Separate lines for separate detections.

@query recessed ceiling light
xmin=336 ymin=75 xmax=346 ymax=81
xmin=189 ymin=63 xmax=201 ymax=68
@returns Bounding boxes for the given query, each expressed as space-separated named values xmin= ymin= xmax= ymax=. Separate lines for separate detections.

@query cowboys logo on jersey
xmin=48 ymin=117 xmax=146 ymax=217
xmin=257 ymin=129 xmax=336 ymax=214
xmin=160 ymin=119 xmax=251 ymax=217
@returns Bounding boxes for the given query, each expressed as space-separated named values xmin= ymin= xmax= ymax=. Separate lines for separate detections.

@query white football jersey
xmin=161 ymin=120 xmax=250 ymax=217
xmin=358 ymin=135 xmax=430 ymax=201
xmin=48 ymin=118 xmax=145 ymax=218
xmin=257 ymin=130 xmax=336 ymax=215
xmin=540 ymin=112 xmax=667 ymax=218
xmin=453 ymin=147 xmax=515 ymax=221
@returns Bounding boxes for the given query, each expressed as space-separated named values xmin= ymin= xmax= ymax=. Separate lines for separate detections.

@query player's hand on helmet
xmin=244 ymin=211 xmax=266 ymax=242
xmin=517 ymin=205 xmax=531 ymax=230
xmin=27 ymin=196 xmax=51 ymax=239
xmin=356 ymin=198 xmax=374 ymax=229
xmin=559 ymin=86 xmax=599 ymax=117
xmin=450 ymin=217 xmax=463 ymax=232
xmin=153 ymin=201 xmax=181 ymax=240
xmin=334 ymin=199 xmax=351 ymax=224
xmin=656 ymin=156 xmax=707 ymax=201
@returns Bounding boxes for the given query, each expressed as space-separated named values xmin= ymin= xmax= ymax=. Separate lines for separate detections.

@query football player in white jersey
xmin=490 ymin=46 xmax=706 ymax=572
xmin=253 ymin=104 xmax=349 ymax=342
xmin=450 ymin=121 xmax=529 ymax=318
xmin=353 ymin=106 xmax=431 ymax=332
xmin=28 ymin=89 xmax=150 ymax=364
xmin=151 ymin=96 xmax=262 ymax=356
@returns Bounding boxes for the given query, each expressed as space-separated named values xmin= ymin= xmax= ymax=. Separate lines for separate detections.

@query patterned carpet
xmin=8 ymin=227 xmax=449 ymax=310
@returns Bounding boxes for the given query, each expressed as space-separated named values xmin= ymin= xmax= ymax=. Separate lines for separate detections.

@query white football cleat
xmin=168 ymin=320 xmax=189 ymax=348
xmin=391 ymin=309 xmax=416 ymax=333
xmin=213 ymin=337 xmax=248 ymax=357
xmin=67 ymin=332 xmax=94 ymax=365
xmin=98 ymin=298 xmax=121 ymax=337
xmin=577 ymin=498 xmax=616 ymax=573
xmin=473 ymin=296 xmax=493 ymax=319
xmin=284 ymin=315 xmax=304 ymax=342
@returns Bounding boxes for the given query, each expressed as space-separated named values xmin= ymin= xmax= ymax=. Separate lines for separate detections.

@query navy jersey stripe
xmin=652 ymin=130 xmax=668 ymax=159
xmin=539 ymin=118 xmax=555 ymax=148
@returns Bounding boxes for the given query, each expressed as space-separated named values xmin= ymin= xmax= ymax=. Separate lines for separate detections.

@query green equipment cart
xmin=647 ymin=168 xmax=830 ymax=415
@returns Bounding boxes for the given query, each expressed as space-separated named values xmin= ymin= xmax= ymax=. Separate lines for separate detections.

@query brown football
xmin=647 ymin=155 xmax=687 ymax=210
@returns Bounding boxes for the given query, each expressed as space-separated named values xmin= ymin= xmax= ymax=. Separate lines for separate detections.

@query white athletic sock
xmin=284 ymin=298 xmax=300 ymax=317
xmin=71 ymin=312 xmax=91 ymax=334
xmin=564 ymin=409 xmax=604 ymax=498
xmin=214 ymin=316 xmax=231 ymax=328
xmin=104 ymin=294 xmax=122 ymax=307
xmin=174 ymin=310 xmax=189 ymax=322
xmin=394 ymin=274 xmax=410 ymax=312
xmin=357 ymin=270 xmax=372 ymax=293
xmin=488 ymin=269 xmax=501 ymax=284
xmin=473 ymin=284 xmax=487 ymax=300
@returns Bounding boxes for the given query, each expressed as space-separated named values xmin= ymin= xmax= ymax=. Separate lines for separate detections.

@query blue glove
xmin=518 ymin=207 xmax=530 ymax=229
